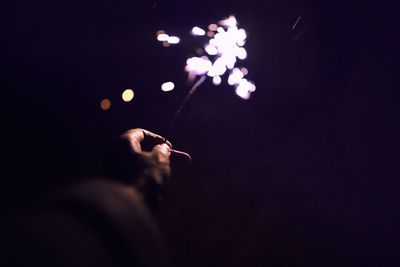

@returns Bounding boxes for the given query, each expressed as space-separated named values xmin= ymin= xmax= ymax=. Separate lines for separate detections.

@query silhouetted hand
xmin=103 ymin=128 xmax=190 ymax=210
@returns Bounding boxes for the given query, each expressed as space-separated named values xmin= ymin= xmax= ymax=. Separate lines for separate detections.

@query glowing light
xmin=213 ymin=76 xmax=222 ymax=86
xmin=207 ymin=31 xmax=215 ymax=37
xmin=237 ymin=39 xmax=245 ymax=46
xmin=235 ymin=78 xmax=256 ymax=100
xmin=195 ymin=48 xmax=204 ymax=55
xmin=220 ymin=15 xmax=237 ymax=27
xmin=225 ymin=56 xmax=236 ymax=70
xmin=157 ymin=33 xmax=169 ymax=41
xmin=156 ymin=30 xmax=165 ymax=36
xmin=228 ymin=68 xmax=244 ymax=85
xmin=168 ymin=36 xmax=180 ymax=44
xmin=183 ymin=15 xmax=255 ymax=100
xmin=122 ymin=89 xmax=134 ymax=102
xmin=235 ymin=86 xmax=251 ymax=100
xmin=207 ymin=57 xmax=227 ymax=77
xmin=161 ymin=81 xmax=175 ymax=92
xmin=191 ymin=26 xmax=206 ymax=36
xmin=237 ymin=47 xmax=247 ymax=59
xmin=185 ymin=56 xmax=212 ymax=75
xmin=217 ymin=27 xmax=225 ymax=33
xmin=100 ymin=99 xmax=111 ymax=110
xmin=208 ymin=24 xmax=218 ymax=31
xmin=237 ymin=29 xmax=247 ymax=40
xmin=205 ymin=44 xmax=218 ymax=55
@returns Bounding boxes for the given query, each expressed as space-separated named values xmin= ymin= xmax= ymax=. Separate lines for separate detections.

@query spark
xmin=156 ymin=31 xmax=180 ymax=45
xmin=156 ymin=30 xmax=165 ymax=36
xmin=208 ymin=24 xmax=218 ymax=31
xmin=237 ymin=47 xmax=247 ymax=59
xmin=168 ymin=36 xmax=180 ymax=44
xmin=184 ymin=15 xmax=255 ymax=99
xmin=205 ymin=44 xmax=218 ymax=55
xmin=100 ymin=99 xmax=111 ymax=110
xmin=161 ymin=82 xmax=175 ymax=92
xmin=185 ymin=56 xmax=212 ymax=76
xmin=157 ymin=33 xmax=169 ymax=41
xmin=219 ymin=15 xmax=237 ymax=28
xmin=213 ymin=76 xmax=222 ymax=85
xmin=292 ymin=16 xmax=301 ymax=30
xmin=191 ymin=26 xmax=206 ymax=36
xmin=166 ymin=15 xmax=256 ymax=139
xmin=122 ymin=89 xmax=134 ymax=102
xmin=228 ymin=68 xmax=244 ymax=85
xmin=235 ymin=79 xmax=256 ymax=100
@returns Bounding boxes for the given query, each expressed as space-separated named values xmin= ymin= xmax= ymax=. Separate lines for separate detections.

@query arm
xmin=2 ymin=129 xmax=189 ymax=267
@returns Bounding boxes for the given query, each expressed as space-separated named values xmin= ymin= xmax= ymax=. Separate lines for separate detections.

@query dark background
xmin=2 ymin=0 xmax=399 ymax=266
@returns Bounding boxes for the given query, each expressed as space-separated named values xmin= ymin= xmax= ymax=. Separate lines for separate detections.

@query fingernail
xmin=161 ymin=143 xmax=170 ymax=149
xmin=160 ymin=143 xmax=171 ymax=154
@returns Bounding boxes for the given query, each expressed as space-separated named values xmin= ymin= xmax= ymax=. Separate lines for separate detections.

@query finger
xmin=124 ymin=129 xmax=172 ymax=152
xmin=123 ymin=129 xmax=146 ymax=153
xmin=142 ymin=129 xmax=170 ymax=147
xmin=141 ymin=130 xmax=172 ymax=151
xmin=170 ymin=149 xmax=192 ymax=164
xmin=152 ymin=143 xmax=171 ymax=164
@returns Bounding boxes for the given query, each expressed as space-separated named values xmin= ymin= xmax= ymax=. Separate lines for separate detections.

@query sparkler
xmin=161 ymin=15 xmax=256 ymax=139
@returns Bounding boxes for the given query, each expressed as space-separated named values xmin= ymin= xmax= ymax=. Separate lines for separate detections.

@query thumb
xmin=152 ymin=143 xmax=171 ymax=164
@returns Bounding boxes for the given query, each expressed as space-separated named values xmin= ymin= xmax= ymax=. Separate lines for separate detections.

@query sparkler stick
xmin=166 ymin=75 xmax=206 ymax=140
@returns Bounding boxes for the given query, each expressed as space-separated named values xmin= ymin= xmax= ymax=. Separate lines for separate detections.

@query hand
xmin=102 ymin=128 xmax=190 ymax=210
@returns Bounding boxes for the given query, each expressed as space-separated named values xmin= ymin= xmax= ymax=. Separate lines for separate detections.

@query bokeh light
xmin=185 ymin=56 xmax=212 ymax=75
xmin=157 ymin=33 xmax=169 ymax=41
xmin=161 ymin=82 xmax=175 ymax=92
xmin=100 ymin=99 xmax=111 ymax=110
xmin=235 ymin=79 xmax=256 ymax=100
xmin=213 ymin=76 xmax=222 ymax=86
xmin=191 ymin=26 xmax=206 ymax=36
xmin=205 ymin=44 xmax=218 ymax=55
xmin=184 ymin=15 xmax=255 ymax=99
xmin=208 ymin=24 xmax=218 ymax=31
xmin=156 ymin=30 xmax=166 ymax=36
xmin=122 ymin=89 xmax=134 ymax=102
xmin=228 ymin=68 xmax=244 ymax=85
xmin=168 ymin=36 xmax=180 ymax=44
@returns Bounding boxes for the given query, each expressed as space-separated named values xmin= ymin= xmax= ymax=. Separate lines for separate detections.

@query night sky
xmin=2 ymin=1 xmax=399 ymax=266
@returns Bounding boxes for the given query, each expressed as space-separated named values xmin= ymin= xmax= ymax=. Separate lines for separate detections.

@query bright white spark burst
xmin=184 ymin=15 xmax=255 ymax=100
